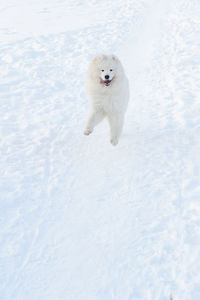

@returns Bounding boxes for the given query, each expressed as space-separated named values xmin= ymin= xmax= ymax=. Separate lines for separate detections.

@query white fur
xmin=84 ymin=54 xmax=129 ymax=146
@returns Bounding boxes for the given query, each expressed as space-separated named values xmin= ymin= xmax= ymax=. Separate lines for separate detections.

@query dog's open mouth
xmin=100 ymin=78 xmax=113 ymax=86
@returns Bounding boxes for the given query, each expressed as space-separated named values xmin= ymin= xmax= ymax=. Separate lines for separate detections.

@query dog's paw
xmin=110 ymin=137 xmax=118 ymax=146
xmin=84 ymin=128 xmax=93 ymax=136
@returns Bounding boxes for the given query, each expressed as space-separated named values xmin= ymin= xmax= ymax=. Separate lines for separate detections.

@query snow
xmin=0 ymin=0 xmax=200 ymax=299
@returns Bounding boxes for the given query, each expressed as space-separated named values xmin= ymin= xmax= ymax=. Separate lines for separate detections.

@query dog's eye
xmin=101 ymin=70 xmax=104 ymax=72
xmin=110 ymin=69 xmax=113 ymax=71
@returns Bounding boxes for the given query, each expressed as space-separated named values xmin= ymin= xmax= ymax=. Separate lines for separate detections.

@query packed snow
xmin=0 ymin=0 xmax=200 ymax=299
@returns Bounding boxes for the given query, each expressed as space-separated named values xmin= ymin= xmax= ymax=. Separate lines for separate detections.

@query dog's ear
xmin=111 ymin=54 xmax=119 ymax=61
xmin=92 ymin=54 xmax=105 ymax=63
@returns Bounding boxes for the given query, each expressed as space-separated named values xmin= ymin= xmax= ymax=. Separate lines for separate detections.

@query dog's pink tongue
xmin=100 ymin=79 xmax=110 ymax=85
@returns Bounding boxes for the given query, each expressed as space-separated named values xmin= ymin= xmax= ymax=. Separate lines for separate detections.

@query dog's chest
xmin=95 ymin=95 xmax=116 ymax=113
xmin=94 ymin=89 xmax=121 ymax=113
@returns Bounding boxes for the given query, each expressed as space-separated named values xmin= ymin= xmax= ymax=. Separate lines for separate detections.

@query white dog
xmin=84 ymin=54 xmax=129 ymax=146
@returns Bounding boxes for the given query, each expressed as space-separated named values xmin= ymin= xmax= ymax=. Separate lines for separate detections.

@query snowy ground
xmin=1 ymin=0 xmax=200 ymax=299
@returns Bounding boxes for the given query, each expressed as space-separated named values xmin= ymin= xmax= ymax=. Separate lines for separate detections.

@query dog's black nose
xmin=105 ymin=75 xmax=109 ymax=80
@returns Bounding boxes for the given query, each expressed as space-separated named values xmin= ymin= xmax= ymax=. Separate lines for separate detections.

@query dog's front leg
xmin=84 ymin=110 xmax=105 ymax=135
xmin=108 ymin=114 xmax=124 ymax=146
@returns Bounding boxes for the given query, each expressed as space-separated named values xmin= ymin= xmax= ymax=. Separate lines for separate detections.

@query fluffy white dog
xmin=84 ymin=54 xmax=129 ymax=146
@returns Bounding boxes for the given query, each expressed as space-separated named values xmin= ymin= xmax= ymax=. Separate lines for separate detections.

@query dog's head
xmin=89 ymin=54 xmax=122 ymax=86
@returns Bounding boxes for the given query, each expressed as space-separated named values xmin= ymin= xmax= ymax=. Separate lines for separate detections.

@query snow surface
xmin=1 ymin=0 xmax=200 ymax=299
